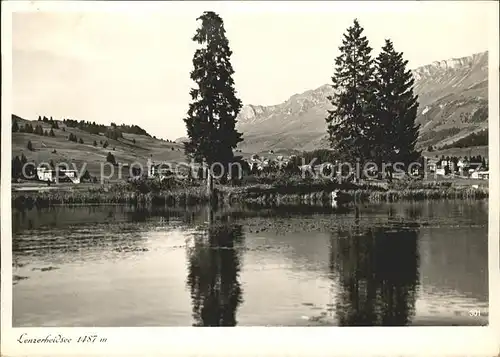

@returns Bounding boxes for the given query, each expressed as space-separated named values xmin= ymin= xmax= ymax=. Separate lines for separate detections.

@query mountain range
xmin=234 ymin=51 xmax=489 ymax=153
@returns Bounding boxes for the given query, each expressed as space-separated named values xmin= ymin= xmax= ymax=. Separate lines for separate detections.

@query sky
xmin=11 ymin=1 xmax=495 ymax=140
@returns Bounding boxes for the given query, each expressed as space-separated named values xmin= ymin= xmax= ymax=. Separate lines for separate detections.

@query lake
xmin=12 ymin=200 xmax=489 ymax=326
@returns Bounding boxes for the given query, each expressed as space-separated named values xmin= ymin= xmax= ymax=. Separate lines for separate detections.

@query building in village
xmin=471 ymin=170 xmax=489 ymax=180
xmin=36 ymin=167 xmax=55 ymax=182
xmin=36 ymin=167 xmax=80 ymax=183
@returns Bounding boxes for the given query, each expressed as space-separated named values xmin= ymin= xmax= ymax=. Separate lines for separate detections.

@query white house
xmin=436 ymin=168 xmax=446 ymax=176
xmin=37 ymin=167 xmax=55 ymax=182
xmin=59 ymin=169 xmax=80 ymax=184
xmin=147 ymin=159 xmax=174 ymax=179
xmin=457 ymin=159 xmax=468 ymax=175
xmin=471 ymin=171 xmax=489 ymax=180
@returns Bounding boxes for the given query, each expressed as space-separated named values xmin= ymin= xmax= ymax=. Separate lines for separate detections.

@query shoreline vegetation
xmin=12 ymin=176 xmax=488 ymax=210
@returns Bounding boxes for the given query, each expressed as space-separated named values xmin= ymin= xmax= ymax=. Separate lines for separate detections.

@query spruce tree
xmin=12 ymin=119 xmax=19 ymax=132
xmin=326 ymin=19 xmax=377 ymax=164
xmin=20 ymin=153 xmax=28 ymax=167
xmin=106 ymin=152 xmax=116 ymax=165
xmin=12 ymin=156 xmax=22 ymax=178
xmin=184 ymin=11 xmax=243 ymax=171
xmin=24 ymin=124 xmax=33 ymax=134
xmin=374 ymin=39 xmax=420 ymax=169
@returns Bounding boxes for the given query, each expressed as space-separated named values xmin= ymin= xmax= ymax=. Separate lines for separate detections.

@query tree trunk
xmin=206 ymin=167 xmax=213 ymax=195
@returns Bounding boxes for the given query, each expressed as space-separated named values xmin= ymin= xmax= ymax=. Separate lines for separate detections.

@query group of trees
xmin=118 ymin=124 xmax=151 ymax=137
xmin=12 ymin=120 xmax=56 ymax=137
xmin=37 ymin=116 xmax=59 ymax=129
xmin=105 ymin=128 xmax=123 ymax=140
xmin=441 ymin=129 xmax=488 ymax=150
xmin=326 ymin=20 xmax=420 ymax=173
xmin=11 ymin=153 xmax=31 ymax=179
xmin=67 ymin=133 xmax=85 ymax=144
xmin=62 ymin=119 xmax=151 ymax=138
xmin=68 ymin=133 xmax=78 ymax=143
xmin=182 ymin=14 xmax=420 ymax=180
xmin=63 ymin=119 xmax=107 ymax=135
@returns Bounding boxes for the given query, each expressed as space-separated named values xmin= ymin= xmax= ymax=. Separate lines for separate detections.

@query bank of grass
xmin=12 ymin=174 xmax=488 ymax=209
xmin=229 ymin=176 xmax=488 ymax=205
xmin=12 ymin=179 xmax=214 ymax=209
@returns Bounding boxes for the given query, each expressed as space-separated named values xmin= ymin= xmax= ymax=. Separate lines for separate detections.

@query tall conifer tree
xmin=326 ymin=19 xmax=377 ymax=164
xmin=184 ymin=11 xmax=243 ymax=171
xmin=374 ymin=39 xmax=420 ymax=169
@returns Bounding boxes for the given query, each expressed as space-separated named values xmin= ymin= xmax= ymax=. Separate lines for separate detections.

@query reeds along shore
xmin=11 ymin=178 xmax=489 ymax=209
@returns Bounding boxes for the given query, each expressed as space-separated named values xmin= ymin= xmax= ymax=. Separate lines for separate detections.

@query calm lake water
xmin=12 ymin=200 xmax=488 ymax=327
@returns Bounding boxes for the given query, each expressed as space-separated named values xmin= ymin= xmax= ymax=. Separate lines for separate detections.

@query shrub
xmin=105 ymin=128 xmax=123 ymax=140
xmin=35 ymin=125 xmax=44 ymax=136
xmin=106 ymin=152 xmax=116 ymax=165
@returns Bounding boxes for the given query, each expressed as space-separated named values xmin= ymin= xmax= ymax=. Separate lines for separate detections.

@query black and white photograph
xmin=1 ymin=0 xmax=499 ymax=355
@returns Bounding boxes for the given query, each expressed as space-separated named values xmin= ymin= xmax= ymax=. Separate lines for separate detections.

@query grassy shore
xmin=12 ymin=174 xmax=488 ymax=209
xmin=12 ymin=185 xmax=213 ymax=210
xmin=227 ymin=178 xmax=488 ymax=205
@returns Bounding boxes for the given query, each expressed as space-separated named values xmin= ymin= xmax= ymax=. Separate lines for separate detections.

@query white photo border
xmin=1 ymin=1 xmax=499 ymax=356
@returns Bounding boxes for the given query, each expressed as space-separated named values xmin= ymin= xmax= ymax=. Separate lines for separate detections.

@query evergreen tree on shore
xmin=12 ymin=119 xmax=19 ymax=132
xmin=326 ymin=19 xmax=377 ymax=163
xmin=374 ymin=39 xmax=420 ymax=168
xmin=184 ymin=11 xmax=243 ymax=169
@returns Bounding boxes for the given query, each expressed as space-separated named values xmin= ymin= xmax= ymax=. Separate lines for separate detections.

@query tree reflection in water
xmin=330 ymin=207 xmax=420 ymax=326
xmin=186 ymin=208 xmax=244 ymax=326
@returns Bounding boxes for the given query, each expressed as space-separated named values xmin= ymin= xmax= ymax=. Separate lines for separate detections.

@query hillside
xmin=236 ymin=51 xmax=489 ymax=153
xmin=11 ymin=115 xmax=185 ymax=178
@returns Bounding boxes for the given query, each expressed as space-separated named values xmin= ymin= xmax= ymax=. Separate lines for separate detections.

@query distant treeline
xmin=63 ymin=119 xmax=107 ymax=134
xmin=115 ymin=123 xmax=151 ymax=137
xmin=441 ymin=129 xmax=488 ymax=149
xmin=62 ymin=119 xmax=151 ymax=137
xmin=12 ymin=118 xmax=55 ymax=137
